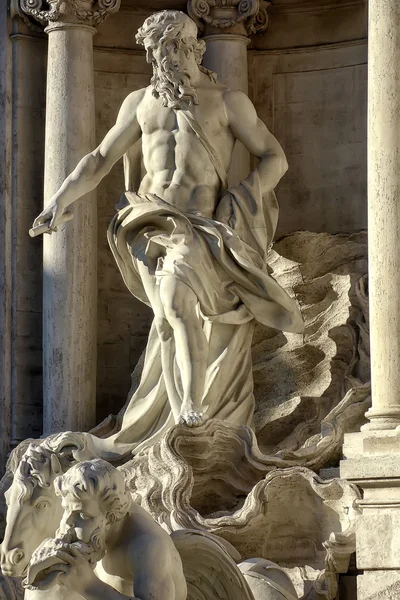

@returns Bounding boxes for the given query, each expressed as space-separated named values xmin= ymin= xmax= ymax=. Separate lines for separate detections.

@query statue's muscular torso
xmin=136 ymin=81 xmax=236 ymax=218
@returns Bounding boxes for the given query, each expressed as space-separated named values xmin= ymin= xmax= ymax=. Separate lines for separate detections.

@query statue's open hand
xmin=30 ymin=202 xmax=73 ymax=238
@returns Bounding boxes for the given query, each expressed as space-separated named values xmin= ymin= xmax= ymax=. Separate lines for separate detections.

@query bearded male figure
xmin=23 ymin=459 xmax=188 ymax=599
xmin=32 ymin=10 xmax=303 ymax=457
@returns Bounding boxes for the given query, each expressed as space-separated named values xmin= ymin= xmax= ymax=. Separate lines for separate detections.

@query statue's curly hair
xmin=54 ymin=459 xmax=131 ymax=524
xmin=136 ymin=10 xmax=206 ymax=67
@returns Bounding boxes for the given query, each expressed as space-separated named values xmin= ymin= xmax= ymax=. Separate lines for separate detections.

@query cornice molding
xmin=120 ymin=0 xmax=366 ymax=15
xmin=249 ymin=37 xmax=367 ymax=55
xmin=270 ymin=0 xmax=366 ymax=15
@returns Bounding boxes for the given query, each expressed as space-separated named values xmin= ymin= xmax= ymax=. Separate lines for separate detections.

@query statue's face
xmin=57 ymin=493 xmax=107 ymax=546
xmin=146 ymin=38 xmax=197 ymax=80
xmin=145 ymin=37 xmax=200 ymax=109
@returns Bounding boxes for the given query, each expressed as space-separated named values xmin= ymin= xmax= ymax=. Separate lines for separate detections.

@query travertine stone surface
xmin=1 ymin=2 xmax=370 ymax=440
xmin=16 ymin=0 xmax=121 ymax=435
xmin=42 ymin=23 xmax=98 ymax=434
xmin=252 ymin=0 xmax=367 ymax=51
xmin=93 ymin=57 xmax=153 ymax=422
xmin=364 ymin=0 xmax=400 ymax=430
xmin=187 ymin=0 xmax=271 ymax=186
xmin=337 ymin=2 xmax=400 ymax=597
xmin=203 ymin=33 xmax=250 ymax=185
xmin=121 ymin=421 xmax=361 ymax=600
xmin=9 ymin=28 xmax=46 ymax=445
xmin=253 ymin=231 xmax=370 ymax=461
xmin=250 ymin=42 xmax=368 ymax=237
xmin=1 ymin=427 xmax=359 ymax=600
xmin=187 ymin=0 xmax=270 ymax=36
xmin=341 ymin=429 xmax=400 ymax=599
xmin=357 ymin=571 xmax=400 ymax=600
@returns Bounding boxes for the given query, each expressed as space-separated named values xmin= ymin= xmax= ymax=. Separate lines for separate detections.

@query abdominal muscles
xmin=139 ymin=130 xmax=223 ymax=218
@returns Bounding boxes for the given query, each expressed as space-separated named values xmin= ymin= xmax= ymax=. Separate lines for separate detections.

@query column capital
xmin=187 ymin=0 xmax=271 ymax=37
xmin=11 ymin=0 xmax=120 ymax=30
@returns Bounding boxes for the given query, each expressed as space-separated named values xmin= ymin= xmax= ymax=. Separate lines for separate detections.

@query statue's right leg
xmin=135 ymin=259 xmax=182 ymax=421
xmin=158 ymin=275 xmax=208 ymax=427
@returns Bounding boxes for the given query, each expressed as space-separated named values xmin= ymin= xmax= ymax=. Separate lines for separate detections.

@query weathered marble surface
xmin=0 ymin=230 xmax=367 ymax=597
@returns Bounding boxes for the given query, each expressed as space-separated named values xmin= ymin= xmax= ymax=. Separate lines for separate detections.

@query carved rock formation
xmin=253 ymin=231 xmax=369 ymax=469
xmin=122 ymin=419 xmax=360 ymax=600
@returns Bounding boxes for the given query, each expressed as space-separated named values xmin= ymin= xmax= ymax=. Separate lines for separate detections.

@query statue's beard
xmin=56 ymin=527 xmax=107 ymax=565
xmin=151 ymin=55 xmax=198 ymax=110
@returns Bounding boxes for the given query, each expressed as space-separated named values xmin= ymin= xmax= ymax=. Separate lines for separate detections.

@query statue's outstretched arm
xmin=224 ymin=89 xmax=288 ymax=194
xmin=31 ymin=88 xmax=145 ymax=236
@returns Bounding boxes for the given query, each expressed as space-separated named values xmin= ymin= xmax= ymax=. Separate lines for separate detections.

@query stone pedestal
xmin=341 ymin=431 xmax=400 ymax=599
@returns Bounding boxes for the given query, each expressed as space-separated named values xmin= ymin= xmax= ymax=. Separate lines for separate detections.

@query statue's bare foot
xmin=178 ymin=407 xmax=207 ymax=427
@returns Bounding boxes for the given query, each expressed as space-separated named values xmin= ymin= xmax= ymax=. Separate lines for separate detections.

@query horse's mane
xmin=10 ymin=432 xmax=91 ymax=506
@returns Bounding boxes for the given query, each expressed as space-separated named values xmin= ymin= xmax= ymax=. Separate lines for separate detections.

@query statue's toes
xmin=178 ymin=409 xmax=206 ymax=427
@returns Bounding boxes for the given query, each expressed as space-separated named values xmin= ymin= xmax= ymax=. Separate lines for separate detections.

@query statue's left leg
xmin=159 ymin=275 xmax=208 ymax=427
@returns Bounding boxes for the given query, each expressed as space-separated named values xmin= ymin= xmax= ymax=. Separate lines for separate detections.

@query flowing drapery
xmin=86 ymin=172 xmax=303 ymax=460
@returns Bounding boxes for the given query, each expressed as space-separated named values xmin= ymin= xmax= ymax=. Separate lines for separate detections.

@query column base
xmin=362 ymin=407 xmax=400 ymax=431
xmin=358 ymin=571 xmax=400 ymax=600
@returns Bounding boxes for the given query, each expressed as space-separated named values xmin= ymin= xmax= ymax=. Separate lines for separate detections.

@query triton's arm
xmin=224 ymin=90 xmax=288 ymax=194
xmin=31 ymin=88 xmax=145 ymax=234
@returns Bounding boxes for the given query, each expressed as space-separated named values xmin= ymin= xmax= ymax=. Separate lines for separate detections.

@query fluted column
xmin=188 ymin=0 xmax=270 ymax=185
xmin=17 ymin=0 xmax=120 ymax=435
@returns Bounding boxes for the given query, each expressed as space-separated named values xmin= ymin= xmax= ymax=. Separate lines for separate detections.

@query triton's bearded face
xmin=55 ymin=494 xmax=109 ymax=565
xmin=146 ymin=38 xmax=200 ymax=109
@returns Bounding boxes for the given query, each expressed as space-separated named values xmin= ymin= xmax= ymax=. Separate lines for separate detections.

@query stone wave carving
xmin=0 ymin=422 xmax=359 ymax=600
xmin=122 ymin=419 xmax=360 ymax=600
xmin=253 ymin=231 xmax=370 ymax=470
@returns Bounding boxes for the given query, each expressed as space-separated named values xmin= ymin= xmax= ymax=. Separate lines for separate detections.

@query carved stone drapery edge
xmin=10 ymin=0 xmax=120 ymax=29
xmin=187 ymin=0 xmax=271 ymax=36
